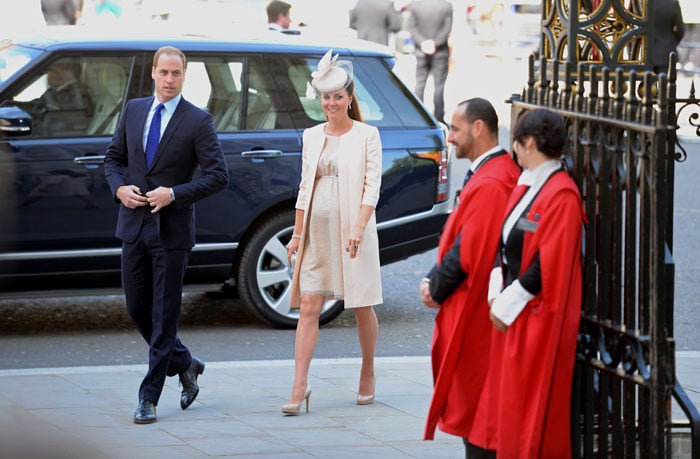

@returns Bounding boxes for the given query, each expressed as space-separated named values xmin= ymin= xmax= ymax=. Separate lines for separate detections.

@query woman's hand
xmin=347 ymin=206 xmax=374 ymax=259
xmin=286 ymin=236 xmax=300 ymax=264
xmin=346 ymin=227 xmax=364 ymax=259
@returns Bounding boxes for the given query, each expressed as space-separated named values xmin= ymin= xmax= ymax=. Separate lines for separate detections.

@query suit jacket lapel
xmin=132 ymin=98 xmax=153 ymax=158
xmin=158 ymin=98 xmax=186 ymax=154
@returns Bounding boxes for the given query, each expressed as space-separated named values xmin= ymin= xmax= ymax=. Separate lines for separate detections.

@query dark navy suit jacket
xmin=104 ymin=96 xmax=229 ymax=249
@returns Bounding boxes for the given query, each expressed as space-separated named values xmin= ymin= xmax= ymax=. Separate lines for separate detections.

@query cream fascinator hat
xmin=311 ymin=49 xmax=353 ymax=93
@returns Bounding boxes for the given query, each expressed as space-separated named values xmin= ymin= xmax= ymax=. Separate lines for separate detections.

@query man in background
xmin=41 ymin=0 xmax=77 ymax=25
xmin=267 ymin=1 xmax=299 ymax=34
xmin=407 ymin=0 xmax=453 ymax=124
xmin=653 ymin=0 xmax=686 ymax=73
xmin=40 ymin=62 xmax=90 ymax=110
xmin=35 ymin=61 xmax=92 ymax=135
xmin=349 ymin=0 xmax=402 ymax=46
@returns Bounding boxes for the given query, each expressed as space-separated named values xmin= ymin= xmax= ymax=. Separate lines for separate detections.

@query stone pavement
xmin=0 ymin=354 xmax=698 ymax=459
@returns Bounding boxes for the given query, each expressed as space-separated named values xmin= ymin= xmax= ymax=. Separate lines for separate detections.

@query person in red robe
xmin=419 ymin=97 xmax=520 ymax=455
xmin=469 ymin=108 xmax=586 ymax=458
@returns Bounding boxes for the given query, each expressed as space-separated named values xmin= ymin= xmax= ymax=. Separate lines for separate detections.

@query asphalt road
xmin=0 ymin=248 xmax=441 ymax=369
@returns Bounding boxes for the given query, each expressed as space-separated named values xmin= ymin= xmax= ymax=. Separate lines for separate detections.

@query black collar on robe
xmin=454 ymin=150 xmax=508 ymax=207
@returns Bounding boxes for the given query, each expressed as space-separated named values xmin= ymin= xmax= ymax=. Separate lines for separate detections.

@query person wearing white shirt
xmin=470 ymin=108 xmax=586 ymax=458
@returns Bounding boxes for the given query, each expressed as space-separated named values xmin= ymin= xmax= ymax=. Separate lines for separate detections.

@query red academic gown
xmin=469 ymin=171 xmax=586 ymax=458
xmin=424 ymin=153 xmax=519 ymax=440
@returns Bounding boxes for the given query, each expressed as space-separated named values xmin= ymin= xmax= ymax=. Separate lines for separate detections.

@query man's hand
xmin=116 ymin=185 xmax=149 ymax=209
xmin=419 ymin=278 xmax=440 ymax=309
xmin=490 ymin=309 xmax=508 ymax=333
xmin=145 ymin=186 xmax=174 ymax=213
xmin=420 ymin=39 xmax=436 ymax=55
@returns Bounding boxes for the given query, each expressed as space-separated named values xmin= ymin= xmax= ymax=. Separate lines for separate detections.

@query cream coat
xmin=290 ymin=121 xmax=383 ymax=309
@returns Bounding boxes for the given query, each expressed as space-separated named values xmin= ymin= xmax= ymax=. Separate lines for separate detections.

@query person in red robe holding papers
xmin=469 ymin=108 xmax=586 ymax=458
xmin=418 ymin=98 xmax=519 ymax=456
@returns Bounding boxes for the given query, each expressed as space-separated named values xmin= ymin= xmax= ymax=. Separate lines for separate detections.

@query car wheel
xmin=236 ymin=209 xmax=345 ymax=328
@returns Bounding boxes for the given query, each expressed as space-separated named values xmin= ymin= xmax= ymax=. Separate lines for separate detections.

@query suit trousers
xmin=414 ymin=46 xmax=450 ymax=122
xmin=464 ymin=439 xmax=496 ymax=459
xmin=122 ymin=212 xmax=192 ymax=404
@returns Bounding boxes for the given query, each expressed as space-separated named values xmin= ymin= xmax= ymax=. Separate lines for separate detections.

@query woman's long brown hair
xmin=346 ymin=81 xmax=363 ymax=122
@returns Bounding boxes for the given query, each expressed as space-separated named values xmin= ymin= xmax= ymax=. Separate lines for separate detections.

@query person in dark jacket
xmin=104 ymin=46 xmax=229 ymax=425
xmin=470 ymin=108 xmax=586 ymax=459
xmin=653 ymin=0 xmax=686 ymax=74
xmin=420 ymin=98 xmax=520 ymax=457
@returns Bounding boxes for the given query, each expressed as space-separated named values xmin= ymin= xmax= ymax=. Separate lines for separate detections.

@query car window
xmin=245 ymin=60 xmax=277 ymax=131
xmin=182 ymin=56 xmax=243 ymax=132
xmin=4 ymin=56 xmax=131 ymax=138
xmin=181 ymin=61 xmax=211 ymax=108
xmin=83 ymin=58 xmax=131 ymax=136
xmin=158 ymin=55 xmax=290 ymax=133
xmin=287 ymin=62 xmax=323 ymax=120
xmin=284 ymin=57 xmax=385 ymax=123
xmin=352 ymin=56 xmax=434 ymax=128
xmin=276 ymin=55 xmax=433 ymax=129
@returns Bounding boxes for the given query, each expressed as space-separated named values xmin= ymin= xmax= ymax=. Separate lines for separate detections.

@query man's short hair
xmin=267 ymin=1 xmax=291 ymax=23
xmin=459 ymin=97 xmax=499 ymax=135
xmin=153 ymin=46 xmax=187 ymax=70
xmin=52 ymin=62 xmax=82 ymax=79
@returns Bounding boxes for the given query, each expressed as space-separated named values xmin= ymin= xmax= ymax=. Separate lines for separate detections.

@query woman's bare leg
xmin=288 ymin=293 xmax=324 ymax=402
xmin=354 ymin=305 xmax=378 ymax=396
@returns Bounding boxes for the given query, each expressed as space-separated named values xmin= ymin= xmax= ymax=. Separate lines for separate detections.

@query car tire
xmin=236 ymin=209 xmax=345 ymax=328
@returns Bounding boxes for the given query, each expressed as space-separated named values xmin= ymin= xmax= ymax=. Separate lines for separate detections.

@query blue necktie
xmin=145 ymin=103 xmax=164 ymax=168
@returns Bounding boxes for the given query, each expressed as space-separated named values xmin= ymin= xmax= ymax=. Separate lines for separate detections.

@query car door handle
xmin=241 ymin=150 xmax=283 ymax=158
xmin=74 ymin=155 xmax=106 ymax=165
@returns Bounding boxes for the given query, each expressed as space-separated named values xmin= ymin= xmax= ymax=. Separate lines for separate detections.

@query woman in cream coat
xmin=282 ymin=50 xmax=383 ymax=415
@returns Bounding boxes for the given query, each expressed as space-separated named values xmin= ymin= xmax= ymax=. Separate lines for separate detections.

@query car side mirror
xmin=0 ymin=106 xmax=32 ymax=137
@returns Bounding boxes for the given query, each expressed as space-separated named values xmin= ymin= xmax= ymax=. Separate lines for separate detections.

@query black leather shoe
xmin=179 ymin=356 xmax=205 ymax=409
xmin=133 ymin=400 xmax=156 ymax=424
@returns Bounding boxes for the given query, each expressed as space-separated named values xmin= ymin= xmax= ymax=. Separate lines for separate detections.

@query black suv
xmin=0 ymin=30 xmax=450 ymax=327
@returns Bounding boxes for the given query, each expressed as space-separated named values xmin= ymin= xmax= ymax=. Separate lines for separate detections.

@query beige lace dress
xmin=299 ymin=134 xmax=344 ymax=300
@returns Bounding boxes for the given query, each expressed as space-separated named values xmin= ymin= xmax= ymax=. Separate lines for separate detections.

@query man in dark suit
xmin=407 ymin=0 xmax=453 ymax=124
xmin=104 ymin=46 xmax=229 ymax=424
xmin=653 ymin=0 xmax=686 ymax=74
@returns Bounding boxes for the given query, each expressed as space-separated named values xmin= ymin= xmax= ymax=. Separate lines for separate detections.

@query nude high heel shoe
xmin=282 ymin=385 xmax=311 ymax=415
xmin=357 ymin=376 xmax=376 ymax=405
xmin=356 ymin=393 xmax=375 ymax=405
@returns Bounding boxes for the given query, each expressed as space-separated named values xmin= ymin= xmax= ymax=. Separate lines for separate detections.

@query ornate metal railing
xmin=540 ymin=0 xmax=650 ymax=78
xmin=509 ymin=52 xmax=699 ymax=458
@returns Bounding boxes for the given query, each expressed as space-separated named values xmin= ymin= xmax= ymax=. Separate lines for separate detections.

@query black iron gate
xmin=507 ymin=1 xmax=700 ymax=456
xmin=510 ymin=55 xmax=699 ymax=458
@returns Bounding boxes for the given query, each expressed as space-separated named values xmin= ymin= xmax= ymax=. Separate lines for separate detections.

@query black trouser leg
xmin=463 ymin=438 xmax=496 ymax=459
xmin=123 ymin=215 xmax=192 ymax=404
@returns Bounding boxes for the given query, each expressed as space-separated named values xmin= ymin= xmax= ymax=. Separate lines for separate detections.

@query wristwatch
xmin=169 ymin=188 xmax=175 ymax=202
